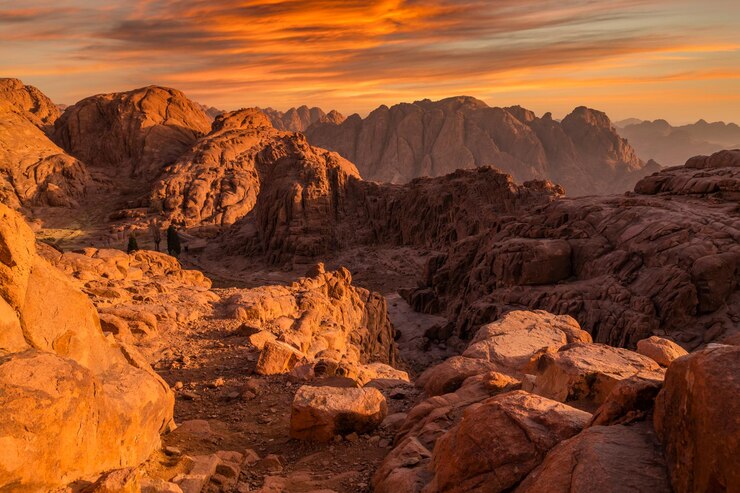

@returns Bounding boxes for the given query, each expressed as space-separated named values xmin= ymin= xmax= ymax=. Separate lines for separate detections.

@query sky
xmin=1 ymin=0 xmax=738 ymax=124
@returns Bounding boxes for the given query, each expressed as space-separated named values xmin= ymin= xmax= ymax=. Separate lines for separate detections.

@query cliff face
xmin=305 ymin=97 xmax=657 ymax=195
xmin=52 ymin=86 xmax=212 ymax=178
xmin=0 ymin=79 xmax=89 ymax=208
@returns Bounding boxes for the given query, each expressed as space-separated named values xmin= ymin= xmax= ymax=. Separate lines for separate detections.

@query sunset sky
xmin=1 ymin=0 xmax=738 ymax=123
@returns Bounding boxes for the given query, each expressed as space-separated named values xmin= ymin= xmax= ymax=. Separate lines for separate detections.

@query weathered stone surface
xmin=654 ymin=344 xmax=740 ymax=493
xmin=637 ymin=336 xmax=688 ymax=367
xmin=428 ymin=390 xmax=590 ymax=493
xmin=224 ymin=266 xmax=398 ymax=372
xmin=0 ymin=79 xmax=89 ymax=208
xmin=290 ymin=386 xmax=387 ymax=442
xmin=53 ymin=85 xmax=212 ymax=177
xmin=0 ymin=204 xmax=174 ymax=490
xmin=256 ymin=340 xmax=305 ymax=375
xmin=532 ymin=342 xmax=663 ymax=405
xmin=306 ymin=97 xmax=656 ymax=195
xmin=151 ymin=107 xmax=360 ymax=235
xmin=515 ymin=423 xmax=671 ymax=493
xmin=589 ymin=373 xmax=664 ymax=426
xmin=408 ymin=152 xmax=740 ymax=348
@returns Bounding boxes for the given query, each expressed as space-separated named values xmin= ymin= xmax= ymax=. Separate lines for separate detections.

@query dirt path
xmin=141 ymin=287 xmax=441 ymax=492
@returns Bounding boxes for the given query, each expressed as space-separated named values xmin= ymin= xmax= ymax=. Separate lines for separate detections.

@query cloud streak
xmin=0 ymin=0 xmax=738 ymax=122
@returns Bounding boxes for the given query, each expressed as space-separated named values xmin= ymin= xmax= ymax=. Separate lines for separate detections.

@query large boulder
xmin=637 ymin=336 xmax=688 ymax=367
xmin=532 ymin=342 xmax=663 ymax=406
xmin=0 ymin=204 xmax=174 ymax=490
xmin=428 ymin=390 xmax=591 ymax=493
xmin=290 ymin=386 xmax=387 ymax=442
xmin=515 ymin=423 xmax=671 ymax=493
xmin=654 ymin=344 xmax=740 ymax=493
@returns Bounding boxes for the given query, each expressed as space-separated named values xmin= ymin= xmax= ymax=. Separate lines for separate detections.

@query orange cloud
xmin=1 ymin=0 xmax=738 ymax=123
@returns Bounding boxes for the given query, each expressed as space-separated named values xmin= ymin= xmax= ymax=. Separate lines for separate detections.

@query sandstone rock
xmin=654 ymin=344 xmax=740 ymax=493
xmin=415 ymin=355 xmax=501 ymax=396
xmin=589 ymin=373 xmax=664 ymax=426
xmin=249 ymin=330 xmax=277 ymax=350
xmin=224 ymin=267 xmax=398 ymax=373
xmin=463 ymin=310 xmax=591 ymax=371
xmin=406 ymin=154 xmax=740 ymax=348
xmin=306 ymin=97 xmax=653 ymax=195
xmin=515 ymin=423 xmax=671 ymax=493
xmin=81 ymin=468 xmax=140 ymax=493
xmin=0 ymin=81 xmax=89 ymax=208
xmin=290 ymin=386 xmax=387 ymax=442
xmin=141 ymin=477 xmax=185 ymax=493
xmin=256 ymin=340 xmax=305 ymax=375
xmin=0 ymin=204 xmax=174 ymax=490
xmin=532 ymin=342 xmax=663 ymax=405
xmin=372 ymin=437 xmax=433 ymax=493
xmin=637 ymin=336 xmax=689 ymax=367
xmin=428 ymin=390 xmax=590 ymax=493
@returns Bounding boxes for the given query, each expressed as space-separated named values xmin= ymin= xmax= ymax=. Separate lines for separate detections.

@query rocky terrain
xmin=617 ymin=118 xmax=740 ymax=166
xmin=305 ymin=96 xmax=659 ymax=195
xmin=0 ymin=79 xmax=737 ymax=492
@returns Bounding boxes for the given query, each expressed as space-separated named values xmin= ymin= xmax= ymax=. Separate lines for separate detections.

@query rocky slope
xmin=617 ymin=118 xmax=740 ymax=166
xmin=52 ymin=85 xmax=212 ymax=178
xmin=305 ymin=96 xmax=657 ymax=195
xmin=374 ymin=310 xmax=736 ymax=493
xmin=151 ymin=108 xmax=360 ymax=232
xmin=262 ymin=105 xmax=344 ymax=132
xmin=0 ymin=204 xmax=174 ymax=490
xmin=0 ymin=79 xmax=89 ymax=208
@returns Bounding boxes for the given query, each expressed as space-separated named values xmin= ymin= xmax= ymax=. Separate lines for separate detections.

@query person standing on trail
xmin=167 ymin=224 xmax=181 ymax=257
xmin=150 ymin=219 xmax=162 ymax=251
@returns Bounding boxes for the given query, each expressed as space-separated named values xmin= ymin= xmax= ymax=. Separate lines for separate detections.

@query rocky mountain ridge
xmin=305 ymin=96 xmax=658 ymax=195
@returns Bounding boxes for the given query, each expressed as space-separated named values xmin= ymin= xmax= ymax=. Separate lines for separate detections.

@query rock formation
xmin=151 ymin=108 xmax=359 ymax=232
xmin=305 ymin=96 xmax=657 ymax=195
xmin=0 ymin=204 xmax=174 ymax=490
xmin=262 ymin=105 xmax=344 ymax=132
xmin=373 ymin=310 xmax=675 ymax=493
xmin=0 ymin=79 xmax=89 ymax=208
xmin=222 ymin=264 xmax=398 ymax=372
xmin=654 ymin=344 xmax=739 ymax=492
xmin=405 ymin=150 xmax=740 ymax=348
xmin=52 ymin=86 xmax=212 ymax=178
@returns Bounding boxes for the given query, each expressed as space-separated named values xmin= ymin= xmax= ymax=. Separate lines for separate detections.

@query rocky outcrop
xmin=290 ymin=386 xmax=387 ymax=441
xmin=0 ymin=204 xmax=174 ymax=490
xmin=222 ymin=264 xmax=398 ymax=373
xmin=39 ymin=246 xmax=216 ymax=356
xmin=0 ymin=80 xmax=89 ymax=208
xmin=375 ymin=310 xmax=673 ymax=493
xmin=654 ymin=344 xmax=739 ymax=493
xmin=637 ymin=336 xmax=688 ymax=367
xmin=52 ymin=85 xmax=212 ymax=177
xmin=406 ymin=151 xmax=740 ymax=348
xmin=515 ymin=423 xmax=671 ymax=493
xmin=262 ymin=105 xmax=344 ymax=132
xmin=0 ymin=78 xmax=60 ymax=130
xmin=151 ymin=108 xmax=359 ymax=232
xmin=305 ymin=96 xmax=656 ymax=195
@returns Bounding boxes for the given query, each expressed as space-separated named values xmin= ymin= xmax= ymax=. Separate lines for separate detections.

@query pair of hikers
xmin=128 ymin=220 xmax=181 ymax=256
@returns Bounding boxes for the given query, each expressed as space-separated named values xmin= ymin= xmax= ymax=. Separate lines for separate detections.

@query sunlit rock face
xmin=0 ymin=204 xmax=174 ymax=491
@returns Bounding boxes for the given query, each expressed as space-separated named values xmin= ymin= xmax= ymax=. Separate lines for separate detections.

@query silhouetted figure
xmin=167 ymin=225 xmax=181 ymax=257
xmin=149 ymin=219 xmax=161 ymax=251
xmin=127 ymin=234 xmax=139 ymax=253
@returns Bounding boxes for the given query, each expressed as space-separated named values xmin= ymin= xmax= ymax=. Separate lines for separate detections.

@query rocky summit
xmin=0 ymin=78 xmax=737 ymax=493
